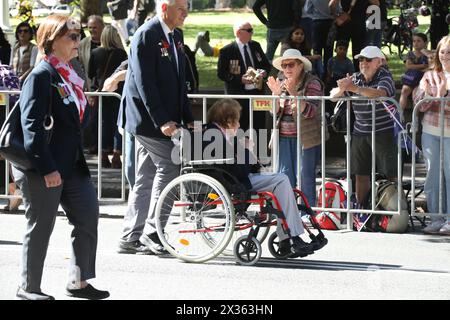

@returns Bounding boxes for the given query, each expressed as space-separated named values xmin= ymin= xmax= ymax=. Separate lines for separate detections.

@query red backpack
xmin=313 ymin=180 xmax=347 ymax=230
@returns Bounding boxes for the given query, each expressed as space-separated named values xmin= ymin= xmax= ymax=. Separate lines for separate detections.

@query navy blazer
xmin=118 ymin=17 xmax=194 ymax=139
xmin=217 ymin=40 xmax=271 ymax=95
xmin=20 ymin=61 xmax=90 ymax=178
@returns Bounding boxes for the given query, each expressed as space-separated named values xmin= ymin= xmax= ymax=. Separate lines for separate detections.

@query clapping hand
xmin=266 ymin=76 xmax=283 ymax=95
xmin=336 ymin=73 xmax=355 ymax=92
xmin=422 ymin=71 xmax=447 ymax=97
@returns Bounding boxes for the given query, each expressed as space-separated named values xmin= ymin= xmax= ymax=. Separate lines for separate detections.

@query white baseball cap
xmin=354 ymin=46 xmax=385 ymax=60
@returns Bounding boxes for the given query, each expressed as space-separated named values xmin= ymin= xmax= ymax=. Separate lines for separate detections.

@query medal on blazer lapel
xmin=159 ymin=40 xmax=170 ymax=58
xmin=52 ymin=83 xmax=73 ymax=105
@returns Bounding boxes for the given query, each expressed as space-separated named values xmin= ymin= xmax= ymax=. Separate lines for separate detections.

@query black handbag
xmin=0 ymin=89 xmax=54 ymax=170
xmin=330 ymin=100 xmax=355 ymax=134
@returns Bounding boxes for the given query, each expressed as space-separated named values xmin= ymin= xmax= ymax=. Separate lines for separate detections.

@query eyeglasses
xmin=66 ymin=33 xmax=81 ymax=42
xmin=240 ymin=28 xmax=253 ymax=33
xmin=281 ymin=61 xmax=298 ymax=69
xmin=18 ymin=29 xmax=30 ymax=34
xmin=358 ymin=57 xmax=374 ymax=63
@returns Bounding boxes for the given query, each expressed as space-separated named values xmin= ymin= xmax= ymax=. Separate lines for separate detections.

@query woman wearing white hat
xmin=267 ymin=49 xmax=327 ymax=210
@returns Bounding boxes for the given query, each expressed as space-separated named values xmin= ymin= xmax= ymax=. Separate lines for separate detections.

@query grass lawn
xmin=182 ymin=9 xmax=432 ymax=90
xmin=9 ymin=9 xmax=432 ymax=90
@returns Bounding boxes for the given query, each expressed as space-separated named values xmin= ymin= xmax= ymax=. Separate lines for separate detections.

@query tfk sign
xmin=366 ymin=5 xmax=381 ymax=30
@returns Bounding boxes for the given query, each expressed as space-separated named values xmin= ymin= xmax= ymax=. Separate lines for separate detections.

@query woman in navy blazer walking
xmin=13 ymin=14 xmax=109 ymax=300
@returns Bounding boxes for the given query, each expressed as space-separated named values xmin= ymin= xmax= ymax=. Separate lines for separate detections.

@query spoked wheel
xmin=267 ymin=231 xmax=291 ymax=260
xmin=234 ymin=236 xmax=261 ymax=266
xmin=155 ymin=173 xmax=235 ymax=263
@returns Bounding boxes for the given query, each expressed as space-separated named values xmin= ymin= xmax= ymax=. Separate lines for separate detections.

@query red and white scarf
xmin=44 ymin=54 xmax=87 ymax=122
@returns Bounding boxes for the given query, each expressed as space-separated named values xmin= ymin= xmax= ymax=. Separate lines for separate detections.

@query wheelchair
xmin=154 ymin=130 xmax=328 ymax=266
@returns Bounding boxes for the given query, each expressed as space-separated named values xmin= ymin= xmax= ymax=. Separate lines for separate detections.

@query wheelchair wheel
xmin=219 ymin=213 xmax=271 ymax=256
xmin=155 ymin=173 xmax=235 ymax=263
xmin=233 ymin=236 xmax=261 ymax=266
xmin=267 ymin=231 xmax=291 ymax=259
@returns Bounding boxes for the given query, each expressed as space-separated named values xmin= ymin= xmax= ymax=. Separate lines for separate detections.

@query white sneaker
xmin=438 ymin=223 xmax=450 ymax=236
xmin=423 ymin=220 xmax=445 ymax=234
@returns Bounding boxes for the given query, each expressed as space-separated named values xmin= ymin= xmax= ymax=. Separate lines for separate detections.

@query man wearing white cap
xmin=330 ymin=46 xmax=397 ymax=212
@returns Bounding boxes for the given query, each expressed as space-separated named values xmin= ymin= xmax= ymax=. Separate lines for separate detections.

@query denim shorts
xmin=350 ymin=131 xmax=398 ymax=178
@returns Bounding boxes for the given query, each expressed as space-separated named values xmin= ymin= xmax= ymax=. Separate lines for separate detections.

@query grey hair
xmin=87 ymin=15 xmax=105 ymax=27
xmin=156 ymin=0 xmax=176 ymax=16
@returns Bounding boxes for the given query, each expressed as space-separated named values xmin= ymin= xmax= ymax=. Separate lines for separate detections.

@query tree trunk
xmin=215 ymin=0 xmax=231 ymax=9
xmin=80 ymin=0 xmax=102 ymax=24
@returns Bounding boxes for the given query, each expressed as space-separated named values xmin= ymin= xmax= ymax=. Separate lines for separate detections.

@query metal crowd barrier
xmin=1 ymin=90 xmax=443 ymax=231
xmin=0 ymin=90 xmax=125 ymax=203
xmin=411 ymin=96 xmax=449 ymax=218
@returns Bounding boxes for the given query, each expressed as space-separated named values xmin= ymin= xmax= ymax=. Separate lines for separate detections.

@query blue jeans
xmin=266 ymin=27 xmax=292 ymax=61
xmin=125 ymin=131 xmax=136 ymax=189
xmin=278 ymin=137 xmax=321 ymax=208
xmin=422 ymin=132 xmax=450 ymax=219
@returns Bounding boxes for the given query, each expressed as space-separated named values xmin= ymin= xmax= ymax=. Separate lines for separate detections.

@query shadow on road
xmin=208 ymin=256 xmax=450 ymax=274
xmin=0 ymin=240 xmax=22 ymax=246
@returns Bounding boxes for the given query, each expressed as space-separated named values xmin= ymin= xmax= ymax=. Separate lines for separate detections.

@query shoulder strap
xmin=102 ymin=51 xmax=114 ymax=81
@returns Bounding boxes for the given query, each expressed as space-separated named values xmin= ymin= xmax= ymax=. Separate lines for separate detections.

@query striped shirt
xmin=279 ymin=79 xmax=322 ymax=137
xmin=347 ymin=66 xmax=396 ymax=135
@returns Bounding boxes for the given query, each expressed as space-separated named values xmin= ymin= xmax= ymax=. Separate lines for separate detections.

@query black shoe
xmin=291 ymin=237 xmax=315 ymax=257
xmin=278 ymin=239 xmax=291 ymax=256
xmin=16 ymin=287 xmax=54 ymax=300
xmin=139 ymin=233 xmax=169 ymax=255
xmin=66 ymin=284 xmax=109 ymax=300
xmin=117 ymin=240 xmax=154 ymax=255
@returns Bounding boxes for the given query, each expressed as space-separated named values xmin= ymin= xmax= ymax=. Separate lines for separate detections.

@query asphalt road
xmin=0 ymin=207 xmax=449 ymax=301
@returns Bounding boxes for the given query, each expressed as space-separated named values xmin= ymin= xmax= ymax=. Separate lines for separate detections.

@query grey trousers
xmin=249 ymin=173 xmax=304 ymax=241
xmin=121 ymin=135 xmax=179 ymax=241
xmin=12 ymin=166 xmax=99 ymax=293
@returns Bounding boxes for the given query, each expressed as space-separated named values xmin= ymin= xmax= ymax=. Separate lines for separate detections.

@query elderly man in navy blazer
xmin=217 ymin=21 xmax=271 ymax=133
xmin=117 ymin=0 xmax=194 ymax=255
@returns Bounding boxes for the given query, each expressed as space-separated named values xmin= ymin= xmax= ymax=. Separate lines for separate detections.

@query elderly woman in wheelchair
xmin=154 ymin=98 xmax=327 ymax=265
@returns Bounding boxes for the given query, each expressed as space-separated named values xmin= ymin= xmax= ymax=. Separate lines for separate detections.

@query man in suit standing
xmin=117 ymin=0 xmax=194 ymax=255
xmin=217 ymin=21 xmax=271 ymax=136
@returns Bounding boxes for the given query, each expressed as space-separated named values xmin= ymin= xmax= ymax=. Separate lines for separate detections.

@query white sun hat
xmin=354 ymin=46 xmax=385 ymax=60
xmin=272 ymin=48 xmax=312 ymax=72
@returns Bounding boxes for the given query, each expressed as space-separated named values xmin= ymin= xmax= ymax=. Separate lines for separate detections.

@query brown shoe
xmin=111 ymin=152 xmax=122 ymax=169
xmin=101 ymin=153 xmax=111 ymax=168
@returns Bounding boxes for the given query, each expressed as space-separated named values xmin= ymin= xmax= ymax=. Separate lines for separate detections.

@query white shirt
xmin=158 ymin=16 xmax=179 ymax=71
xmin=236 ymin=39 xmax=256 ymax=90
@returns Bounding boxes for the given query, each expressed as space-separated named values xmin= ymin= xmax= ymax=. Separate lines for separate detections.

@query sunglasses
xmin=358 ymin=57 xmax=374 ymax=63
xmin=18 ymin=29 xmax=30 ymax=34
xmin=240 ymin=28 xmax=254 ymax=33
xmin=66 ymin=33 xmax=81 ymax=42
xmin=281 ymin=61 xmax=298 ymax=69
